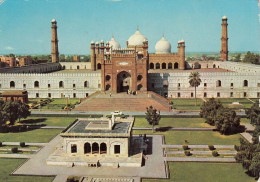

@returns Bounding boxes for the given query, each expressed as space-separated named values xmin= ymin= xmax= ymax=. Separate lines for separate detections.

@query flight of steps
xmin=74 ymin=92 xmax=171 ymax=112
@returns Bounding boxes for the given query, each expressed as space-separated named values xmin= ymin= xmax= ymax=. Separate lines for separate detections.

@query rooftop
xmin=61 ymin=117 xmax=134 ymax=138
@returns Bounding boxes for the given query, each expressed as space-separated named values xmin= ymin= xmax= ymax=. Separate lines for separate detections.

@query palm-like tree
xmin=189 ymin=72 xmax=202 ymax=106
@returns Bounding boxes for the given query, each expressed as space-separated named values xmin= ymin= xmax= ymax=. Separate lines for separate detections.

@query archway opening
xmin=117 ymin=71 xmax=131 ymax=93
xmin=162 ymin=63 xmax=166 ymax=69
xmin=156 ymin=63 xmax=160 ymax=69
xmin=174 ymin=62 xmax=179 ymax=69
xmin=168 ymin=63 xmax=172 ymax=69
xmin=84 ymin=142 xmax=91 ymax=154
xmin=100 ymin=143 xmax=107 ymax=154
xmin=97 ymin=63 xmax=101 ymax=70
xmin=150 ymin=63 xmax=154 ymax=69
xmin=92 ymin=143 xmax=99 ymax=154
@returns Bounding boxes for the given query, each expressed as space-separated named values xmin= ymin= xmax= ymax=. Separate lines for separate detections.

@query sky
xmin=0 ymin=0 xmax=259 ymax=55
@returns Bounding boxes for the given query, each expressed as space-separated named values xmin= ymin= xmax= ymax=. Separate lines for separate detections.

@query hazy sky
xmin=0 ymin=0 xmax=259 ymax=55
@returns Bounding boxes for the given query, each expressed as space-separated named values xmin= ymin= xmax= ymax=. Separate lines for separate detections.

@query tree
xmin=243 ymin=51 xmax=260 ymax=65
xmin=200 ymin=98 xmax=223 ymax=125
xmin=17 ymin=100 xmax=31 ymax=122
xmin=215 ymin=107 xmax=240 ymax=134
xmin=2 ymin=101 xmax=19 ymax=125
xmin=246 ymin=101 xmax=260 ymax=125
xmin=145 ymin=106 xmax=161 ymax=132
xmin=189 ymin=72 xmax=201 ymax=106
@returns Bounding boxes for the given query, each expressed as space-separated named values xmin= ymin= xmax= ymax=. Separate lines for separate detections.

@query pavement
xmin=2 ymin=142 xmax=46 ymax=146
xmin=240 ymin=132 xmax=253 ymax=143
xmin=31 ymin=110 xmax=246 ymax=116
xmin=0 ymin=154 xmax=33 ymax=158
xmin=166 ymin=151 xmax=237 ymax=155
xmin=133 ymin=127 xmax=215 ymax=131
xmin=166 ymin=157 xmax=236 ymax=162
xmin=162 ymin=144 xmax=234 ymax=149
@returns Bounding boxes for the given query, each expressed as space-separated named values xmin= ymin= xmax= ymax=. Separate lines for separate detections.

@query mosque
xmin=0 ymin=16 xmax=259 ymax=100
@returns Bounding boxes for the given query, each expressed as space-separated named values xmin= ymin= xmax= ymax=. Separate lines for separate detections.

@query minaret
xmin=178 ymin=40 xmax=185 ymax=70
xmin=220 ymin=16 xmax=228 ymax=61
xmin=90 ymin=41 xmax=96 ymax=71
xmin=51 ymin=19 xmax=59 ymax=63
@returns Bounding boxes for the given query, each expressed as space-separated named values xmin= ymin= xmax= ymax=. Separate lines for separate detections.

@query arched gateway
xmin=117 ymin=71 xmax=131 ymax=92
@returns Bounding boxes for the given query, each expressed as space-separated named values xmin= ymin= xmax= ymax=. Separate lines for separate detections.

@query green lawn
xmin=0 ymin=129 xmax=62 ymax=143
xmin=18 ymin=116 xmax=76 ymax=127
xmin=0 ymin=158 xmax=54 ymax=182
xmin=134 ymin=117 xmax=213 ymax=128
xmin=170 ymin=99 xmax=203 ymax=110
xmin=142 ymin=162 xmax=256 ymax=182
xmin=133 ymin=130 xmax=241 ymax=145
xmin=29 ymin=98 xmax=80 ymax=110
xmin=213 ymin=98 xmax=255 ymax=109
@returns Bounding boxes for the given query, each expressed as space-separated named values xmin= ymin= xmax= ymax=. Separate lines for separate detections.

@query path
xmin=2 ymin=142 xmax=46 ymax=146
xmin=0 ymin=154 xmax=32 ymax=158
xmin=166 ymin=157 xmax=236 ymax=162
xmin=133 ymin=127 xmax=214 ymax=131
xmin=166 ymin=151 xmax=237 ymax=155
xmin=240 ymin=132 xmax=253 ymax=143
xmin=162 ymin=144 xmax=234 ymax=149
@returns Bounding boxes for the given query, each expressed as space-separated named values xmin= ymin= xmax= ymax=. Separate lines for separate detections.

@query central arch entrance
xmin=117 ymin=71 xmax=131 ymax=92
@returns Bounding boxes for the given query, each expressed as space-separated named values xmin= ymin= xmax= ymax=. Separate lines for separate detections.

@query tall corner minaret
xmin=178 ymin=39 xmax=185 ymax=70
xmin=221 ymin=16 xmax=228 ymax=61
xmin=51 ymin=19 xmax=59 ymax=63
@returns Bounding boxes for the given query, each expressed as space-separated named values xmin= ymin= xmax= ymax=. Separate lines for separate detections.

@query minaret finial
xmin=137 ymin=25 xmax=139 ymax=31
xmin=112 ymin=33 xmax=114 ymax=38
xmin=162 ymin=32 xmax=164 ymax=37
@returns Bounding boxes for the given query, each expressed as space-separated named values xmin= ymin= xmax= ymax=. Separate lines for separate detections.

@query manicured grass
xmin=170 ymin=99 xmax=203 ymax=110
xmin=214 ymin=98 xmax=254 ymax=109
xmin=142 ymin=162 xmax=255 ymax=182
xmin=0 ymin=129 xmax=62 ymax=143
xmin=133 ymin=130 xmax=241 ymax=145
xmin=241 ymin=118 xmax=251 ymax=124
xmin=0 ymin=158 xmax=54 ymax=182
xmin=29 ymin=98 xmax=80 ymax=110
xmin=134 ymin=117 xmax=213 ymax=128
xmin=18 ymin=116 xmax=76 ymax=126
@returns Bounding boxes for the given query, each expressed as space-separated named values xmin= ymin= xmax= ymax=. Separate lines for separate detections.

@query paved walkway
xmin=52 ymin=174 xmax=68 ymax=182
xmin=166 ymin=151 xmax=237 ymax=155
xmin=2 ymin=142 xmax=46 ymax=146
xmin=166 ymin=157 xmax=236 ymax=162
xmin=241 ymin=123 xmax=255 ymax=132
xmin=41 ymin=126 xmax=66 ymax=129
xmin=162 ymin=144 xmax=234 ymax=149
xmin=0 ymin=154 xmax=32 ymax=158
xmin=133 ymin=127 xmax=214 ymax=131
xmin=31 ymin=110 xmax=247 ymax=116
xmin=240 ymin=132 xmax=253 ymax=143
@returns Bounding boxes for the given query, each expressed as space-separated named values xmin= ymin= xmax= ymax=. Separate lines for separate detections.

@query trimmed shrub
xmin=208 ymin=145 xmax=215 ymax=151
xmin=11 ymin=147 xmax=18 ymax=153
xmin=184 ymin=150 xmax=192 ymax=156
xmin=212 ymin=151 xmax=219 ymax=157
xmin=20 ymin=142 xmax=26 ymax=147
xmin=182 ymin=145 xmax=189 ymax=150
xmin=0 ymin=142 xmax=2 ymax=147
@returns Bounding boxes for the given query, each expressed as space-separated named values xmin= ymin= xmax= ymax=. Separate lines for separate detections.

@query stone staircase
xmin=74 ymin=92 xmax=171 ymax=112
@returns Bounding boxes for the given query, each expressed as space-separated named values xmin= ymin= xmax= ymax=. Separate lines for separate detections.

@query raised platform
xmin=74 ymin=92 xmax=171 ymax=112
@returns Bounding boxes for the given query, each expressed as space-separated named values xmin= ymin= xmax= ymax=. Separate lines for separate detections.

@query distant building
xmin=19 ymin=56 xmax=32 ymax=66
xmin=0 ymin=17 xmax=259 ymax=99
xmin=73 ymin=55 xmax=80 ymax=62
xmin=1 ymin=90 xmax=28 ymax=103
xmin=0 ymin=56 xmax=16 ymax=68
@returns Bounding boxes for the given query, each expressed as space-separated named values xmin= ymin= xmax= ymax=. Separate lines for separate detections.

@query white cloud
xmin=5 ymin=46 xmax=15 ymax=51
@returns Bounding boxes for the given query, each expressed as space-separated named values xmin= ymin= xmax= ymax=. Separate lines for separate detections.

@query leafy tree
xmin=2 ymin=101 xmax=19 ymax=125
xmin=188 ymin=72 xmax=201 ymax=106
xmin=215 ymin=107 xmax=240 ymax=134
xmin=243 ymin=51 xmax=260 ymax=65
xmin=145 ymin=106 xmax=161 ymax=132
xmin=17 ymin=100 xmax=31 ymax=122
xmin=232 ymin=53 xmax=241 ymax=62
xmin=246 ymin=101 xmax=260 ymax=125
xmin=200 ymin=98 xmax=223 ymax=125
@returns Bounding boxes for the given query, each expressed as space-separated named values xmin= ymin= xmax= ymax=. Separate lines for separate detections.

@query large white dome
xmin=155 ymin=35 xmax=171 ymax=54
xmin=127 ymin=27 xmax=147 ymax=46
xmin=109 ymin=36 xmax=121 ymax=49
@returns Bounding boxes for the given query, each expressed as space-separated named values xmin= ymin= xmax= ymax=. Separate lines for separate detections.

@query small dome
xmin=222 ymin=16 xmax=227 ymax=20
xmin=155 ymin=35 xmax=171 ymax=54
xmin=95 ymin=41 xmax=99 ymax=45
xmin=100 ymin=40 xmax=104 ymax=43
xmin=109 ymin=36 xmax=121 ymax=49
xmin=127 ymin=27 xmax=147 ymax=46
xmin=51 ymin=19 xmax=56 ymax=23
xmin=91 ymin=41 xmax=94 ymax=44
